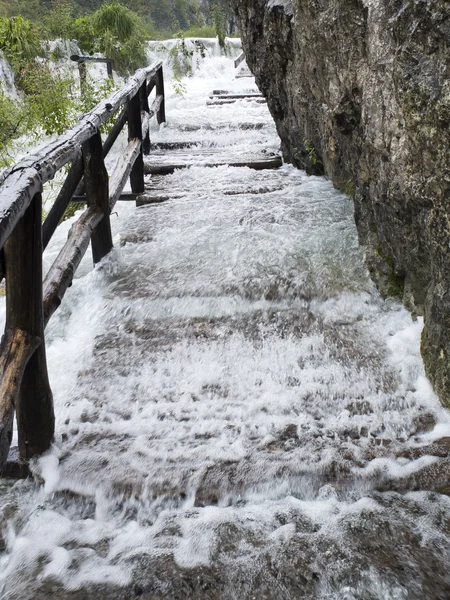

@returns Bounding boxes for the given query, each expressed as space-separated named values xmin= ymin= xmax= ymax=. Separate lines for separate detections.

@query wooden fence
xmin=0 ymin=60 xmax=166 ymax=472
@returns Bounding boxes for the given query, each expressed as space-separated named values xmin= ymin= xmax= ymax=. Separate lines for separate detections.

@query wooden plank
xmin=144 ymin=155 xmax=282 ymax=175
xmin=151 ymin=141 xmax=202 ymax=151
xmin=234 ymin=52 xmax=246 ymax=68
xmin=128 ymin=92 xmax=144 ymax=194
xmin=207 ymin=98 xmax=267 ymax=106
xmin=43 ymin=206 xmax=103 ymax=326
xmin=155 ymin=67 xmax=166 ymax=124
xmin=140 ymin=82 xmax=151 ymax=155
xmin=209 ymin=93 xmax=262 ymax=100
xmin=4 ymin=193 xmax=54 ymax=460
xmin=42 ymin=154 xmax=84 ymax=250
xmin=109 ymin=138 xmax=142 ymax=211
xmin=0 ymin=168 xmax=41 ymax=252
xmin=0 ymin=328 xmax=40 ymax=472
xmin=82 ymin=132 xmax=113 ymax=264
xmin=102 ymin=105 xmax=128 ymax=158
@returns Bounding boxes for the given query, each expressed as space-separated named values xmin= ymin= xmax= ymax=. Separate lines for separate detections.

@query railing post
xmin=4 ymin=192 xmax=55 ymax=460
xmin=128 ymin=90 xmax=144 ymax=194
xmin=155 ymin=66 xmax=166 ymax=125
xmin=82 ymin=131 xmax=113 ymax=264
xmin=140 ymin=81 xmax=151 ymax=156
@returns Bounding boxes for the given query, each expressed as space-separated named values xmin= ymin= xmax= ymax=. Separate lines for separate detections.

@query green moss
xmin=386 ymin=271 xmax=405 ymax=299
xmin=342 ymin=178 xmax=355 ymax=198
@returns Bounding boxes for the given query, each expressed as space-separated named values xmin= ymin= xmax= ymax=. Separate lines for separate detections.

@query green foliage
xmin=93 ymin=2 xmax=137 ymax=42
xmin=343 ymin=178 xmax=355 ymax=198
xmin=18 ymin=61 xmax=75 ymax=135
xmin=0 ymin=16 xmax=42 ymax=65
xmin=42 ymin=0 xmax=75 ymax=39
xmin=0 ymin=91 xmax=22 ymax=167
xmin=303 ymin=139 xmax=321 ymax=166
xmin=71 ymin=16 xmax=95 ymax=52
xmin=169 ymin=33 xmax=193 ymax=78
xmin=68 ymin=3 xmax=148 ymax=75
xmin=172 ymin=75 xmax=187 ymax=97
xmin=212 ymin=6 xmax=226 ymax=50
xmin=182 ymin=25 xmax=215 ymax=38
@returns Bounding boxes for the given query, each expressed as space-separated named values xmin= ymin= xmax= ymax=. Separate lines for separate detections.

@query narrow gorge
xmin=231 ymin=0 xmax=450 ymax=405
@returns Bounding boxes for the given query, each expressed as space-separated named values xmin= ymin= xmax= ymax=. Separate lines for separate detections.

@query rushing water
xmin=1 ymin=48 xmax=450 ymax=600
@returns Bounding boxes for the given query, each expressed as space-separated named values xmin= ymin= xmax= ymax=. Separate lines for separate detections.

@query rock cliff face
xmin=231 ymin=0 xmax=450 ymax=405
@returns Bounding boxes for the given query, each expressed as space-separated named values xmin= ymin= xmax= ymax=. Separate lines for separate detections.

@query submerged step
xmin=143 ymin=151 xmax=282 ymax=175
xmin=207 ymin=98 xmax=267 ymax=106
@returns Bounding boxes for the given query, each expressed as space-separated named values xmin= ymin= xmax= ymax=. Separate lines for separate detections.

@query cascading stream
xmin=1 ymin=46 xmax=450 ymax=600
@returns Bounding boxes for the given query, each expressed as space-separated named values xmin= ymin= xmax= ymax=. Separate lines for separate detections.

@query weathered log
xmin=209 ymin=93 xmax=262 ymax=100
xmin=149 ymin=95 xmax=164 ymax=120
xmin=109 ymin=138 xmax=142 ymax=211
xmin=4 ymin=193 xmax=54 ymax=460
xmin=43 ymin=206 xmax=103 ymax=326
xmin=234 ymin=52 xmax=245 ymax=68
xmin=43 ymin=155 xmax=84 ymax=250
xmin=155 ymin=67 xmax=166 ymax=124
xmin=0 ymin=168 xmax=41 ymax=253
xmin=144 ymin=155 xmax=283 ymax=175
xmin=42 ymin=110 xmax=126 ymax=251
xmin=0 ymin=328 xmax=40 ymax=472
xmin=206 ymin=98 xmax=267 ymax=106
xmin=82 ymin=131 xmax=113 ymax=264
xmin=102 ymin=106 xmax=128 ymax=158
xmin=128 ymin=92 xmax=144 ymax=194
xmin=140 ymin=82 xmax=151 ymax=155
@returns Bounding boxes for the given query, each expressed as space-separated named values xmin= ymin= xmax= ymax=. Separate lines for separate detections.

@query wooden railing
xmin=0 ymin=60 xmax=166 ymax=472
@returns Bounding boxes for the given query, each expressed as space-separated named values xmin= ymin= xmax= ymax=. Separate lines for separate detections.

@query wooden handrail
xmin=0 ymin=60 xmax=166 ymax=473
xmin=0 ymin=60 xmax=163 ymax=252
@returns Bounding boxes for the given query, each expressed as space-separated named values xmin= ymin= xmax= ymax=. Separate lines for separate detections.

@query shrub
xmin=0 ymin=16 xmax=42 ymax=66
xmin=182 ymin=25 xmax=215 ymax=38
xmin=0 ymin=90 xmax=23 ymax=167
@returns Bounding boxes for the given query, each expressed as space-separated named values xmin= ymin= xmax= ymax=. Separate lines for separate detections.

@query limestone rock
xmin=232 ymin=0 xmax=450 ymax=405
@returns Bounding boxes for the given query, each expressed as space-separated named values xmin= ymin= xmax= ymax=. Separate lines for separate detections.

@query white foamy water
xmin=1 ymin=46 xmax=450 ymax=599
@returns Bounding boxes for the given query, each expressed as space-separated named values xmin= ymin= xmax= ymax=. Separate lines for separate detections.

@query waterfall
xmin=0 ymin=50 xmax=18 ymax=99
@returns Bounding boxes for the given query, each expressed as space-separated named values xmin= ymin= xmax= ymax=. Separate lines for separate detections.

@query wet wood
xmin=4 ymin=193 xmax=54 ymax=460
xmin=82 ymin=131 xmax=113 ymax=264
xmin=109 ymin=138 xmax=142 ymax=211
xmin=234 ymin=52 xmax=245 ymax=68
xmin=155 ymin=67 xmax=166 ymax=124
xmin=43 ymin=206 xmax=103 ymax=326
xmin=140 ymin=81 xmax=151 ymax=155
xmin=0 ymin=328 xmax=40 ymax=472
xmin=151 ymin=142 xmax=202 ymax=151
xmin=144 ymin=152 xmax=282 ymax=175
xmin=207 ymin=98 xmax=267 ymax=106
xmin=0 ymin=168 xmax=41 ymax=252
xmin=209 ymin=93 xmax=262 ymax=100
xmin=136 ymin=195 xmax=172 ymax=206
xmin=42 ymin=154 xmax=84 ymax=250
xmin=128 ymin=91 xmax=144 ymax=194
xmin=102 ymin=106 xmax=128 ymax=158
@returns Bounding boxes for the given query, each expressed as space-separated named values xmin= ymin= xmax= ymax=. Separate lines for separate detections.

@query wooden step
xmin=143 ymin=150 xmax=282 ymax=176
xmin=209 ymin=93 xmax=262 ymax=100
xmin=177 ymin=122 xmax=266 ymax=132
xmin=207 ymin=98 xmax=267 ymax=106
